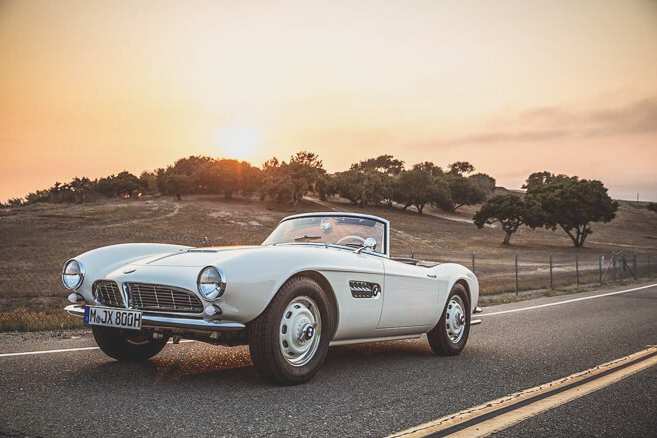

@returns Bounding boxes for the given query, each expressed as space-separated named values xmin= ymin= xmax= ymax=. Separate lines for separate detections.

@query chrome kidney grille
xmin=92 ymin=280 xmax=124 ymax=307
xmin=125 ymin=282 xmax=203 ymax=313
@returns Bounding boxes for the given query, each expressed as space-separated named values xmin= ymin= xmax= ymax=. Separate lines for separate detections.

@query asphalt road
xmin=1 ymin=282 xmax=656 ymax=437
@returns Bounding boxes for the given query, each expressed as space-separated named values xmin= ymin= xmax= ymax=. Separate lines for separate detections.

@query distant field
xmin=1 ymin=195 xmax=656 ymax=324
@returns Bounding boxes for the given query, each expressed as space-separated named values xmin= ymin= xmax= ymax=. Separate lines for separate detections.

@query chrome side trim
xmin=329 ymin=334 xmax=422 ymax=346
xmin=64 ymin=305 xmax=245 ymax=332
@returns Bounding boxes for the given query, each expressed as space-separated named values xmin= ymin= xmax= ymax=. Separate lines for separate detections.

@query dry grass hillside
xmin=1 ymin=194 xmax=656 ymax=327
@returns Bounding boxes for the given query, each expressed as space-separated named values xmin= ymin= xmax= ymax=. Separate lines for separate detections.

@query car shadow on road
xmin=65 ymin=338 xmax=490 ymax=392
xmin=325 ymin=338 xmax=436 ymax=372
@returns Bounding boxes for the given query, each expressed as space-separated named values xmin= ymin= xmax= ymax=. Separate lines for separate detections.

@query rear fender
xmin=430 ymin=263 xmax=479 ymax=314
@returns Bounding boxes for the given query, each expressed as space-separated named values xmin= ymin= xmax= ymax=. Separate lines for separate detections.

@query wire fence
xmin=408 ymin=251 xmax=657 ymax=295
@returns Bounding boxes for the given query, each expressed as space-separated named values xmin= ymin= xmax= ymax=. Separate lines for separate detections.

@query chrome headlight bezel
xmin=197 ymin=266 xmax=226 ymax=301
xmin=61 ymin=259 xmax=85 ymax=290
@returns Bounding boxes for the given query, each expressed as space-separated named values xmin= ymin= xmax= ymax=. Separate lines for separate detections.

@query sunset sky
xmin=1 ymin=0 xmax=657 ymax=202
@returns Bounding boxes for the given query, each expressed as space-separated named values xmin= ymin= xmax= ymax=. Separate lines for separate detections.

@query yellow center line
xmin=388 ymin=346 xmax=657 ymax=438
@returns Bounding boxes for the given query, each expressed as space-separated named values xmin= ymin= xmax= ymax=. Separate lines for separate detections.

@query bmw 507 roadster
xmin=63 ymin=212 xmax=479 ymax=384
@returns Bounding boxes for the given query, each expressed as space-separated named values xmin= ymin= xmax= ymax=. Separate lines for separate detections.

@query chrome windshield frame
xmin=263 ymin=212 xmax=391 ymax=258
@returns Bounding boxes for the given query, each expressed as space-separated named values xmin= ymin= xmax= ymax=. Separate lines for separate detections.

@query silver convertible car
xmin=63 ymin=212 xmax=480 ymax=384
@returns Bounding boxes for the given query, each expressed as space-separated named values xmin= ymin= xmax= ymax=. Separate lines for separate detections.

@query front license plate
xmin=84 ymin=306 xmax=142 ymax=330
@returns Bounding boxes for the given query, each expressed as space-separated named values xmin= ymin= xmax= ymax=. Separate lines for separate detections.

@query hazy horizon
xmin=2 ymin=0 xmax=657 ymax=202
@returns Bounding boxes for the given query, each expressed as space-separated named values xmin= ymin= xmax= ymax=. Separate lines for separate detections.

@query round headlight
xmin=197 ymin=266 xmax=226 ymax=300
xmin=62 ymin=259 xmax=84 ymax=290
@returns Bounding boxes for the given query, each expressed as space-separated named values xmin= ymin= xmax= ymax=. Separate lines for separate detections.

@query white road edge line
xmin=0 ymin=346 xmax=100 ymax=357
xmin=0 ymin=339 xmax=195 ymax=358
xmin=482 ymin=283 xmax=657 ymax=317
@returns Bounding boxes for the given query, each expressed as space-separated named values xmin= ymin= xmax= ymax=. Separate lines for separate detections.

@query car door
xmin=327 ymin=251 xmax=385 ymax=340
xmin=377 ymin=259 xmax=443 ymax=329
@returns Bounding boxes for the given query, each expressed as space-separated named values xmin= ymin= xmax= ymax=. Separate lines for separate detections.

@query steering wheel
xmin=336 ymin=235 xmax=366 ymax=246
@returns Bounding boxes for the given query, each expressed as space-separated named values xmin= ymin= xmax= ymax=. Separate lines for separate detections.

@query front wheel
xmin=92 ymin=326 xmax=168 ymax=361
xmin=248 ymin=276 xmax=334 ymax=385
xmin=427 ymin=283 xmax=470 ymax=356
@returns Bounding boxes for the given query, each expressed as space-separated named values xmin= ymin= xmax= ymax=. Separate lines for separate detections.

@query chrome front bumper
xmin=64 ymin=305 xmax=245 ymax=332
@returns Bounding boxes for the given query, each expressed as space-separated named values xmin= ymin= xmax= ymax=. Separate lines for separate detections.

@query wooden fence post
xmin=575 ymin=254 xmax=580 ymax=288
xmin=515 ymin=254 xmax=519 ymax=296
xmin=612 ymin=256 xmax=617 ymax=281
xmin=599 ymin=255 xmax=603 ymax=285
xmin=471 ymin=253 xmax=475 ymax=274
xmin=549 ymin=255 xmax=553 ymax=290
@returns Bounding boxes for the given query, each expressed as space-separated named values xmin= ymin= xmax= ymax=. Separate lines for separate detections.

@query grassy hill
xmin=1 ymin=195 xmax=656 ymax=324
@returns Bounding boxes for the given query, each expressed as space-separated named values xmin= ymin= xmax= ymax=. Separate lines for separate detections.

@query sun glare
xmin=214 ymin=126 xmax=262 ymax=161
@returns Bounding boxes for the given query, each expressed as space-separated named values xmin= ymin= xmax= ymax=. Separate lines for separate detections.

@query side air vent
xmin=349 ymin=281 xmax=381 ymax=299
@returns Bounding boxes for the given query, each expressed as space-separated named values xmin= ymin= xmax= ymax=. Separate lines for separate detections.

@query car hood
xmin=133 ymin=245 xmax=262 ymax=267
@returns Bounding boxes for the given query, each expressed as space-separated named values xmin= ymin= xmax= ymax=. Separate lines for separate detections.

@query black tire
xmin=427 ymin=283 xmax=470 ymax=356
xmin=92 ymin=326 xmax=168 ymax=361
xmin=248 ymin=276 xmax=335 ymax=385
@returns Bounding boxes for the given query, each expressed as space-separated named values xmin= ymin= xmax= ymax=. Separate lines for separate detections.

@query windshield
xmin=263 ymin=215 xmax=386 ymax=254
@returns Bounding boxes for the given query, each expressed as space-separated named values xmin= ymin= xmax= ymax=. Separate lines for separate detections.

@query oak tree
xmin=525 ymin=172 xmax=618 ymax=247
xmin=473 ymin=194 xmax=543 ymax=245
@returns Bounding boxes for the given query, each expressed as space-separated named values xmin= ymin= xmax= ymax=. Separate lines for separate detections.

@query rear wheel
xmin=427 ymin=283 xmax=470 ymax=356
xmin=92 ymin=326 xmax=168 ymax=361
xmin=248 ymin=276 xmax=334 ymax=385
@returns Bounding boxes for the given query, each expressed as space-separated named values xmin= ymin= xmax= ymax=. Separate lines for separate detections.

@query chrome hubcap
xmin=279 ymin=296 xmax=321 ymax=367
xmin=445 ymin=295 xmax=466 ymax=343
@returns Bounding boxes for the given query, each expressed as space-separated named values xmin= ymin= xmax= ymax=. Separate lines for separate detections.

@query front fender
xmin=215 ymin=245 xmax=382 ymax=324
xmin=71 ymin=243 xmax=191 ymax=301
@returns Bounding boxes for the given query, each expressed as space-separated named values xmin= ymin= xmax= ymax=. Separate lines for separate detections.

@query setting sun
xmin=213 ymin=125 xmax=263 ymax=161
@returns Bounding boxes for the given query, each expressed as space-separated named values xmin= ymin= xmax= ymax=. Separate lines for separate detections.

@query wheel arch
xmin=431 ymin=262 xmax=479 ymax=313
xmin=449 ymin=274 xmax=480 ymax=314
xmin=274 ymin=270 xmax=340 ymax=339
